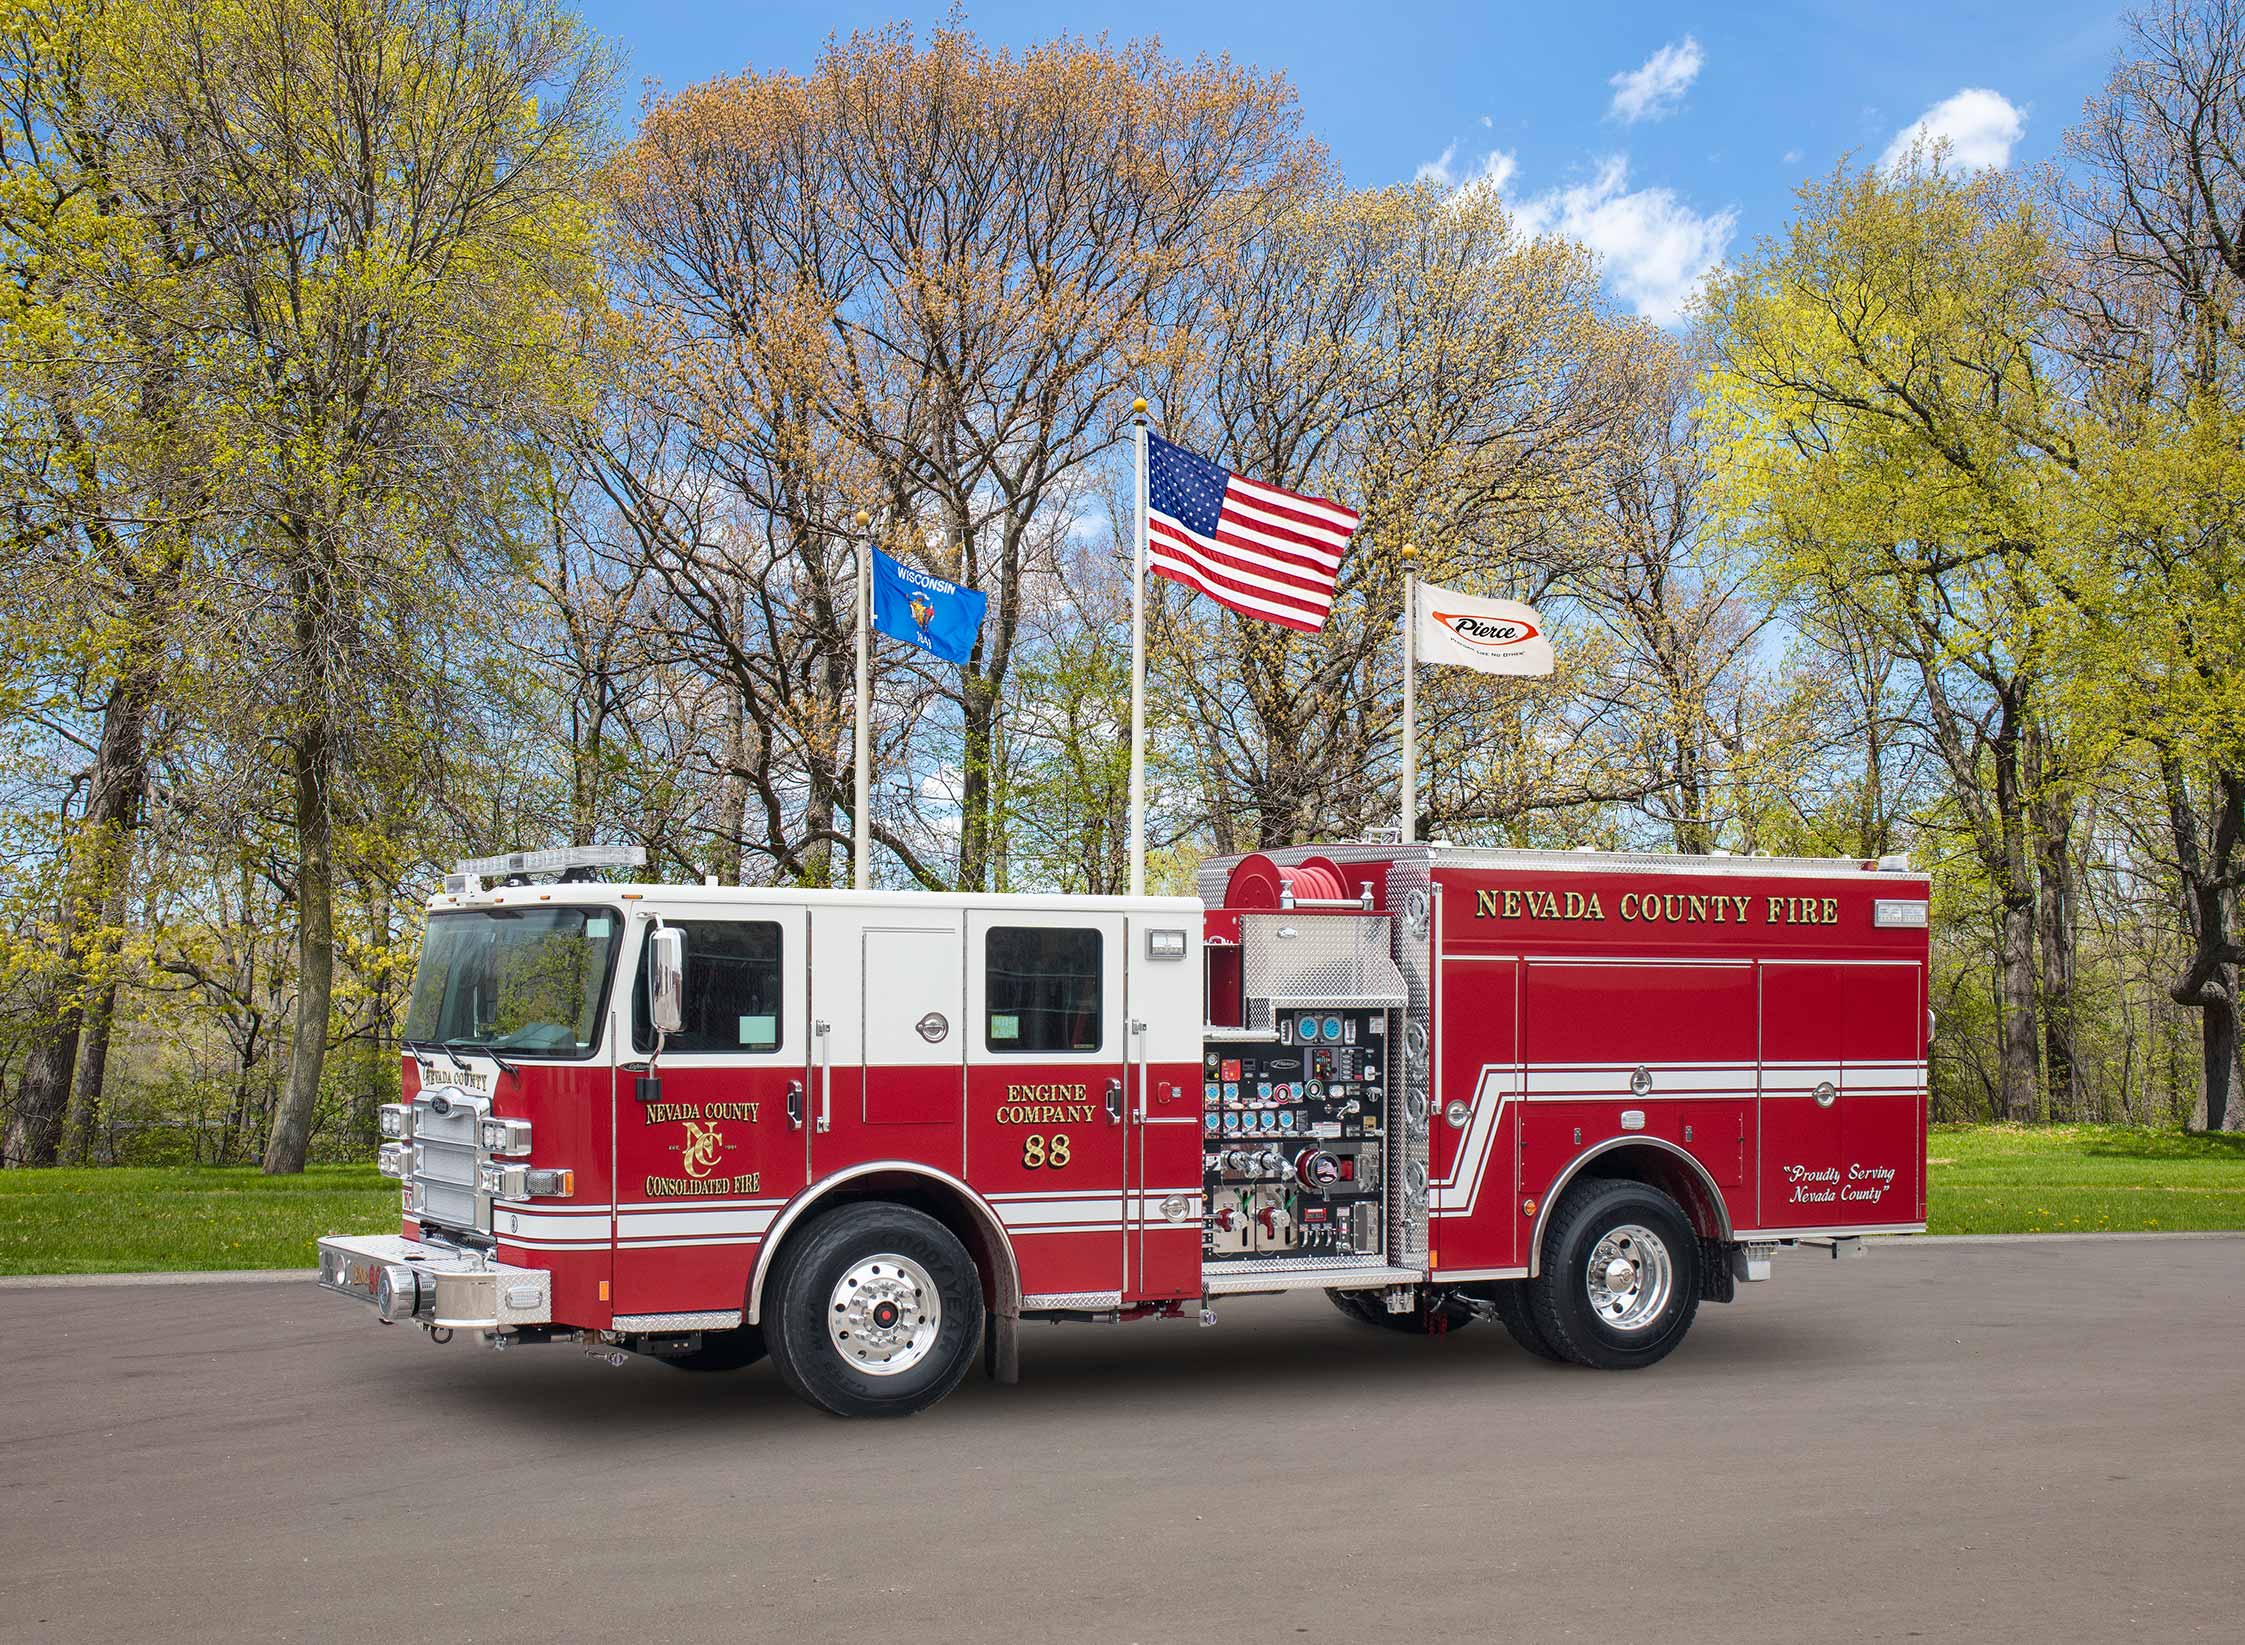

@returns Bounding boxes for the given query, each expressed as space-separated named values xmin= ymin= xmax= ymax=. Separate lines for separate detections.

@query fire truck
xmin=317 ymin=841 xmax=1931 ymax=1417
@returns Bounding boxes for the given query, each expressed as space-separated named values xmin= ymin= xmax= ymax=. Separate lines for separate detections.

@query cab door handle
xmin=1105 ymin=1078 xmax=1123 ymax=1123
xmin=786 ymin=1080 xmax=804 ymax=1130
xmin=813 ymin=1022 xmax=832 ymax=1132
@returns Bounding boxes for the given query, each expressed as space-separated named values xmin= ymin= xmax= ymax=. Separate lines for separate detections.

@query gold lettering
xmin=1768 ymin=896 xmax=1785 ymax=923
xmin=1503 ymin=888 xmax=1522 ymax=917
xmin=1822 ymin=897 xmax=1839 ymax=925
xmin=704 ymin=1101 xmax=759 ymax=1122
xmin=1688 ymin=894 xmax=1707 ymax=922
xmin=642 ymin=1102 xmax=701 ymax=1125
xmin=1620 ymin=892 xmax=1639 ymax=919
xmin=1585 ymin=892 xmax=1603 ymax=919
xmin=1476 ymin=889 xmax=1501 ymax=917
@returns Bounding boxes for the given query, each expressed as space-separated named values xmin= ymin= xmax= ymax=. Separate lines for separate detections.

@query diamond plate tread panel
xmin=612 ymin=1310 xmax=743 ymax=1332
xmin=1021 ymin=1292 xmax=1124 ymax=1311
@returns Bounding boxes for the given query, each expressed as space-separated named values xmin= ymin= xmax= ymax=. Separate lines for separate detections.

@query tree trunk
xmin=1991 ymin=726 xmax=2041 ymax=1122
xmin=265 ymin=718 xmax=335 ymax=1173
xmin=2028 ymin=733 xmax=2079 ymax=1121
xmin=2159 ymin=756 xmax=2242 ymax=1132
xmin=2202 ymin=973 xmax=2239 ymax=1134
xmin=4 ymin=955 xmax=76 ymax=1168
xmin=63 ymin=966 xmax=123 ymax=1166
xmin=5 ymin=660 xmax=160 ymax=1167
xmin=956 ymin=666 xmax=997 ymax=892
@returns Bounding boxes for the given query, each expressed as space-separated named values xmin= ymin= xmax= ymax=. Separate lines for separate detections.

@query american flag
xmin=1146 ymin=433 xmax=1360 ymax=632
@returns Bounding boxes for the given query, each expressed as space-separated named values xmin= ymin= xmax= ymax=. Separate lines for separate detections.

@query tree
xmin=0 ymin=0 xmax=209 ymax=1164
xmin=2058 ymin=0 xmax=2245 ymax=1128
xmin=601 ymin=26 xmax=1310 ymax=891
xmin=104 ymin=0 xmax=614 ymax=1170
xmin=1702 ymin=161 xmax=2076 ymax=1122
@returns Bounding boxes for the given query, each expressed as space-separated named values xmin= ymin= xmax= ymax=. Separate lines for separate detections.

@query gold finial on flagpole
xmin=1401 ymin=541 xmax=1418 ymax=562
xmin=855 ymin=510 xmax=870 ymax=528
xmin=1132 ymin=397 xmax=1148 ymax=416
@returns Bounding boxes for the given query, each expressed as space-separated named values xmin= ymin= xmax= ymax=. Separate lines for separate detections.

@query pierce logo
xmin=1434 ymin=611 xmax=1540 ymax=651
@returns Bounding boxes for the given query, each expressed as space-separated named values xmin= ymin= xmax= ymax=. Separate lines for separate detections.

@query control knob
xmin=1294 ymin=1148 xmax=1342 ymax=1191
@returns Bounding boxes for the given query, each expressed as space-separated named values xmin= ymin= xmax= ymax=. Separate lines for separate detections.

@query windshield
xmin=403 ymin=907 xmax=620 ymax=1057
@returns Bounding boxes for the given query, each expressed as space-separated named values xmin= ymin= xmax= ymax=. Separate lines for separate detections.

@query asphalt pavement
xmin=2 ymin=1236 xmax=2240 ymax=1643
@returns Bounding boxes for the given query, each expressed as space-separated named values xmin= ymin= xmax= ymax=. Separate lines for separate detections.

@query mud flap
xmin=1699 ymin=1238 xmax=1737 ymax=1305
xmin=984 ymin=1310 xmax=1020 ymax=1384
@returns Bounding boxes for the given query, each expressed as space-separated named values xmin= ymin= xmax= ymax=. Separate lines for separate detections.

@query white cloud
xmin=1416 ymin=143 xmax=1518 ymax=195
xmin=1880 ymin=88 xmax=2024 ymax=174
xmin=1608 ymin=36 xmax=1703 ymax=124
xmin=1514 ymin=155 xmax=1736 ymax=325
xmin=1782 ymin=147 xmax=1802 ymax=164
xmin=1415 ymin=142 xmax=1459 ymax=186
xmin=1479 ymin=113 xmax=1494 ymax=128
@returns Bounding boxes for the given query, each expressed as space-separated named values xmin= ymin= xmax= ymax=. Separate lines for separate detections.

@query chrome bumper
xmin=317 ymin=1234 xmax=551 ymax=1330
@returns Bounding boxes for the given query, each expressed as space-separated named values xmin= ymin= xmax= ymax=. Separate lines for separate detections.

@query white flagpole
xmin=1129 ymin=398 xmax=1149 ymax=897
xmin=1400 ymin=542 xmax=1418 ymax=844
xmin=853 ymin=509 xmax=872 ymax=891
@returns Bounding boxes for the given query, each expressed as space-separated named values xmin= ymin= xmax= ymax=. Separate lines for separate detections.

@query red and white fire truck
xmin=318 ymin=840 xmax=1930 ymax=1416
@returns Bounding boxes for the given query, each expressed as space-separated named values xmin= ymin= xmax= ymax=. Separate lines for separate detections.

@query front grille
xmin=409 ymin=1088 xmax=492 ymax=1237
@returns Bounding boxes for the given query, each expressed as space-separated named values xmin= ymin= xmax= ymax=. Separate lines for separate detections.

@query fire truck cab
xmin=319 ymin=841 xmax=1931 ymax=1417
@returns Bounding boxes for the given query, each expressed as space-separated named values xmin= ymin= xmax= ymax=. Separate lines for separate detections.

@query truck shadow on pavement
xmin=380 ymin=1304 xmax=1871 ymax=1435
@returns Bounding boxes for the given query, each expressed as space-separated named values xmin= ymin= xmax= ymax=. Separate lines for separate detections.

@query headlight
xmin=377 ymin=1143 xmax=410 ymax=1179
xmin=480 ymin=1117 xmax=532 ymax=1155
xmin=377 ymin=1103 xmax=412 ymax=1139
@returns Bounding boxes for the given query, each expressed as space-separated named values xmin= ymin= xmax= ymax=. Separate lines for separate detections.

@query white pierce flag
xmin=1414 ymin=581 xmax=1554 ymax=676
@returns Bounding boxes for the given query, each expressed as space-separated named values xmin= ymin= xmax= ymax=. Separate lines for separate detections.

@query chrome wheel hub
xmin=1584 ymin=1223 xmax=1673 ymax=1333
xmin=828 ymin=1253 xmax=940 ymax=1376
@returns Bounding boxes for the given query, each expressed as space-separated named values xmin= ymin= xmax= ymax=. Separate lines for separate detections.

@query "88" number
xmin=1022 ymin=1133 xmax=1072 ymax=1170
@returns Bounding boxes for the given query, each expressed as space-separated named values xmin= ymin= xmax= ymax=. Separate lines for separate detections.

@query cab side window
xmin=985 ymin=927 xmax=1101 ymax=1053
xmin=633 ymin=920 xmax=782 ymax=1053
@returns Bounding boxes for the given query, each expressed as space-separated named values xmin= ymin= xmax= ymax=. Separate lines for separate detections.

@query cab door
xmin=609 ymin=907 xmax=809 ymax=1318
xmin=967 ymin=909 xmax=1128 ymax=1303
xmin=807 ymin=910 xmax=967 ymax=1178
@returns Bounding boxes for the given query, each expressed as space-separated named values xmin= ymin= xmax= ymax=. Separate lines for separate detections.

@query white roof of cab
xmin=428 ymin=882 xmax=1205 ymax=916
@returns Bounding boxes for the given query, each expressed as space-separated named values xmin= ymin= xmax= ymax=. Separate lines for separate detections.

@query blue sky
xmin=578 ymin=1 xmax=2127 ymax=324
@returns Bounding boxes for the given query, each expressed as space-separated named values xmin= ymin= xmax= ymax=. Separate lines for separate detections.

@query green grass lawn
xmin=1926 ymin=1123 xmax=2245 ymax=1234
xmin=1 ymin=1126 xmax=2241 ymax=1274
xmin=0 ymin=1164 xmax=397 ymax=1275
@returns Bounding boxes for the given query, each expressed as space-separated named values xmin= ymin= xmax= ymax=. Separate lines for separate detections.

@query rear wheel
xmin=659 ymin=1324 xmax=767 ymax=1372
xmin=1326 ymin=1286 xmax=1476 ymax=1335
xmin=764 ymin=1203 xmax=985 ymax=1417
xmin=1528 ymin=1177 xmax=1700 ymax=1371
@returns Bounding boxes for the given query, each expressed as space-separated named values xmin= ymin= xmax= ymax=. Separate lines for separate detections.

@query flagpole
xmin=1129 ymin=398 xmax=1149 ymax=898
xmin=1400 ymin=542 xmax=1418 ymax=844
xmin=854 ymin=509 xmax=872 ymax=891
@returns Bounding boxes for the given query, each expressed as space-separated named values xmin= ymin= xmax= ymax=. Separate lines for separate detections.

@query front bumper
xmin=318 ymin=1234 xmax=551 ymax=1330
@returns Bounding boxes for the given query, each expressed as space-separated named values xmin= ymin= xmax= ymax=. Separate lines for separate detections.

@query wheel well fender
xmin=746 ymin=1162 xmax=1021 ymax=1326
xmin=1526 ymin=1138 xmax=1733 ymax=1277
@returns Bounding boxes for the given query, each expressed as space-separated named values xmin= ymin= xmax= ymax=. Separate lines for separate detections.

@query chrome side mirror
xmin=647 ymin=928 xmax=686 ymax=1036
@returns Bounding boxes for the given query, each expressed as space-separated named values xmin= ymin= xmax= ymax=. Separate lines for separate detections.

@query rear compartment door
xmin=1758 ymin=959 xmax=1924 ymax=1229
xmin=1430 ymin=955 xmax=1521 ymax=1272
xmin=1127 ymin=912 xmax=1204 ymax=1301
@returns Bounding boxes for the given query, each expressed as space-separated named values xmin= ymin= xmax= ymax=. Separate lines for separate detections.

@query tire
xmin=659 ymin=1324 xmax=767 ymax=1372
xmin=1527 ymin=1177 xmax=1700 ymax=1371
xmin=763 ymin=1202 xmax=985 ymax=1417
xmin=1325 ymin=1286 xmax=1476 ymax=1335
xmin=1484 ymin=1279 xmax=1573 ymax=1364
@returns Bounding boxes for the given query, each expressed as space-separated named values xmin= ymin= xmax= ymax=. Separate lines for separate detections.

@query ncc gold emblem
xmin=675 ymin=1120 xmax=726 ymax=1180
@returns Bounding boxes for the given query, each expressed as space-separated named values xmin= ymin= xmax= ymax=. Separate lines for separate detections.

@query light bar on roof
xmin=453 ymin=845 xmax=646 ymax=880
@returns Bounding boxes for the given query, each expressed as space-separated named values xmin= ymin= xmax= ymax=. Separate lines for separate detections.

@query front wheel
xmin=764 ymin=1203 xmax=985 ymax=1417
xmin=1528 ymin=1178 xmax=1700 ymax=1370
